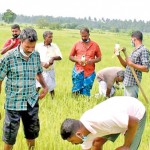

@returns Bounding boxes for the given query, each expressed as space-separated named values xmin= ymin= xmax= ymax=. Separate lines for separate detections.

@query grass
xmin=0 ymin=25 xmax=150 ymax=149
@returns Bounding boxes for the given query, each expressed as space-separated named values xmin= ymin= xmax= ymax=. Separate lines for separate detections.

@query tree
xmin=94 ymin=17 xmax=97 ymax=22
xmin=36 ymin=18 xmax=49 ymax=29
xmin=49 ymin=22 xmax=62 ymax=30
xmin=2 ymin=9 xmax=17 ymax=23
xmin=88 ymin=16 xmax=92 ymax=21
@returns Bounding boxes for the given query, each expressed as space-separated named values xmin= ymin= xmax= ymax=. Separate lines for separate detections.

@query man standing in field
xmin=36 ymin=31 xmax=62 ymax=99
xmin=69 ymin=27 xmax=102 ymax=96
xmin=114 ymin=31 xmax=149 ymax=98
xmin=1 ymin=24 xmax=21 ymax=55
xmin=0 ymin=28 xmax=48 ymax=150
xmin=96 ymin=67 xmax=124 ymax=98
xmin=61 ymin=96 xmax=146 ymax=150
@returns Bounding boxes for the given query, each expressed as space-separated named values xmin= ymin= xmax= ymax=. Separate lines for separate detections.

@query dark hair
xmin=60 ymin=119 xmax=81 ymax=140
xmin=131 ymin=31 xmax=143 ymax=41
xmin=11 ymin=24 xmax=20 ymax=30
xmin=43 ymin=31 xmax=53 ymax=38
xmin=80 ymin=27 xmax=90 ymax=34
xmin=117 ymin=70 xmax=125 ymax=79
xmin=20 ymin=28 xmax=38 ymax=42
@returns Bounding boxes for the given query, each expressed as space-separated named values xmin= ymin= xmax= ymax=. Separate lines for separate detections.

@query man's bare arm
xmin=115 ymin=116 xmax=139 ymax=150
xmin=36 ymin=73 xmax=48 ymax=99
xmin=92 ymin=137 xmax=107 ymax=150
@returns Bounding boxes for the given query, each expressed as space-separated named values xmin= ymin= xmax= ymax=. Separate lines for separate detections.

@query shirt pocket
xmin=131 ymin=51 xmax=141 ymax=64
xmin=10 ymin=66 xmax=24 ymax=79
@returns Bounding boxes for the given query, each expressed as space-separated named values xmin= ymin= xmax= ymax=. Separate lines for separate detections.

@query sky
xmin=0 ymin=0 xmax=150 ymax=21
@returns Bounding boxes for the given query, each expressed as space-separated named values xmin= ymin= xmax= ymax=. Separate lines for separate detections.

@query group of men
xmin=0 ymin=25 xmax=62 ymax=149
xmin=61 ymin=29 xmax=149 ymax=150
xmin=70 ymin=29 xmax=149 ymax=99
xmin=0 ymin=24 xmax=149 ymax=150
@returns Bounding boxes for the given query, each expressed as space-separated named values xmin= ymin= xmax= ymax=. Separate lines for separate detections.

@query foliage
xmin=49 ymin=22 xmax=62 ymax=30
xmin=1 ymin=12 xmax=150 ymax=32
xmin=36 ymin=18 xmax=49 ymax=29
xmin=36 ymin=18 xmax=62 ymax=30
xmin=1 ymin=14 xmax=149 ymax=32
xmin=2 ymin=9 xmax=17 ymax=24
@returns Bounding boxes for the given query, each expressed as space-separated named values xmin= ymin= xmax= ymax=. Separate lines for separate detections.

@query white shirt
xmin=35 ymin=43 xmax=62 ymax=71
xmin=80 ymin=96 xmax=145 ymax=149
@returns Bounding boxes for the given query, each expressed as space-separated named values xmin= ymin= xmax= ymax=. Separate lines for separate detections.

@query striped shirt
xmin=123 ymin=45 xmax=149 ymax=86
xmin=0 ymin=46 xmax=43 ymax=110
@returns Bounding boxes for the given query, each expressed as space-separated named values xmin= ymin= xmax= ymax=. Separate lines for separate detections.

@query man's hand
xmin=11 ymin=39 xmax=16 ymax=45
xmin=38 ymin=87 xmax=48 ymax=99
xmin=49 ymin=58 xmax=54 ymax=65
xmin=115 ymin=145 xmax=130 ymax=150
xmin=42 ymin=62 xmax=50 ymax=69
xmin=86 ymin=59 xmax=94 ymax=65
xmin=86 ymin=57 xmax=101 ymax=65
xmin=114 ymin=47 xmax=126 ymax=56
xmin=114 ymin=48 xmax=120 ymax=56
xmin=77 ymin=59 xmax=86 ymax=66
xmin=36 ymin=73 xmax=48 ymax=99
xmin=92 ymin=137 xmax=107 ymax=150
xmin=120 ymin=47 xmax=126 ymax=52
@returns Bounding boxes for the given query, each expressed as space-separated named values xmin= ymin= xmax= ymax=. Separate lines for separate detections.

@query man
xmin=36 ymin=31 xmax=62 ymax=99
xmin=96 ymin=67 xmax=124 ymax=98
xmin=69 ymin=27 xmax=102 ymax=96
xmin=61 ymin=96 xmax=146 ymax=150
xmin=0 ymin=28 xmax=48 ymax=150
xmin=115 ymin=31 xmax=149 ymax=98
xmin=1 ymin=24 xmax=21 ymax=55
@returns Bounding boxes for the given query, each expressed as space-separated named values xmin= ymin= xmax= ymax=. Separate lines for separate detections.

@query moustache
xmin=12 ymin=34 xmax=19 ymax=39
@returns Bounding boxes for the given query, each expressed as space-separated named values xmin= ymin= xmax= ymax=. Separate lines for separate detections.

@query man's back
xmin=96 ymin=67 xmax=123 ymax=88
xmin=80 ymin=96 xmax=145 ymax=135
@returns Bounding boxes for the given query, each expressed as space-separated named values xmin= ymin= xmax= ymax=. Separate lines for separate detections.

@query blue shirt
xmin=123 ymin=45 xmax=149 ymax=86
xmin=0 ymin=46 xmax=43 ymax=110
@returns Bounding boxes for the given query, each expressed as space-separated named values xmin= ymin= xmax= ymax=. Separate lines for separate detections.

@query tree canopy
xmin=2 ymin=9 xmax=17 ymax=24
xmin=1 ymin=11 xmax=150 ymax=32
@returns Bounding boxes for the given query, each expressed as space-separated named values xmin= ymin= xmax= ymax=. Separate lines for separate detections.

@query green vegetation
xmin=1 ymin=12 xmax=150 ymax=32
xmin=0 ymin=26 xmax=150 ymax=150
xmin=2 ymin=9 xmax=17 ymax=24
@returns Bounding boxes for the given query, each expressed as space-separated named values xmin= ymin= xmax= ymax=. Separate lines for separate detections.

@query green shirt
xmin=0 ymin=47 xmax=43 ymax=110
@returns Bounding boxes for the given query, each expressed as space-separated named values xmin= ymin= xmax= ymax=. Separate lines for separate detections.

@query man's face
xmin=12 ymin=28 xmax=21 ymax=38
xmin=80 ymin=31 xmax=90 ymax=42
xmin=21 ymin=39 xmax=36 ymax=55
xmin=131 ymin=37 xmax=136 ymax=47
xmin=44 ymin=34 xmax=53 ymax=45
xmin=67 ymin=134 xmax=83 ymax=145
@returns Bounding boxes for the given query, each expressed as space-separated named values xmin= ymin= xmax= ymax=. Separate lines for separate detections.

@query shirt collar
xmin=43 ymin=42 xmax=51 ymax=47
xmin=14 ymin=45 xmax=35 ymax=59
xmin=80 ymin=39 xmax=91 ymax=43
xmin=134 ymin=44 xmax=144 ymax=51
